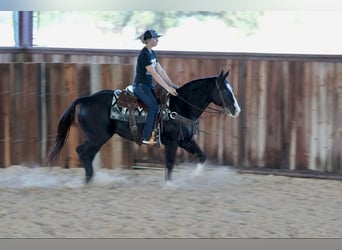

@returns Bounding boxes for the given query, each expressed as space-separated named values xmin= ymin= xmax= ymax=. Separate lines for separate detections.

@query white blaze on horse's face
xmin=226 ymin=83 xmax=241 ymax=117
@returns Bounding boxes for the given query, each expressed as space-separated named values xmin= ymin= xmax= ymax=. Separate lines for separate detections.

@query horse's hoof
xmin=165 ymin=180 xmax=177 ymax=189
xmin=191 ymin=161 xmax=206 ymax=177
xmin=85 ymin=176 xmax=93 ymax=184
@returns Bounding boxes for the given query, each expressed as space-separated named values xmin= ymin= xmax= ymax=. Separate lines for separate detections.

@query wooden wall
xmin=0 ymin=49 xmax=341 ymax=173
xmin=0 ymin=62 xmax=135 ymax=169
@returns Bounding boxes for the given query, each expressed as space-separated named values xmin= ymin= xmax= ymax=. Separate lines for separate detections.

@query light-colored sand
xmin=0 ymin=164 xmax=341 ymax=238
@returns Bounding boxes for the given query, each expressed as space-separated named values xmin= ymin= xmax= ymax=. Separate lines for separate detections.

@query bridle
xmin=175 ymin=77 xmax=233 ymax=115
xmin=162 ymin=77 xmax=234 ymax=137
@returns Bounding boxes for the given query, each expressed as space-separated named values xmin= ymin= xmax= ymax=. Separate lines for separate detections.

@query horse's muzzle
xmin=225 ymin=106 xmax=241 ymax=117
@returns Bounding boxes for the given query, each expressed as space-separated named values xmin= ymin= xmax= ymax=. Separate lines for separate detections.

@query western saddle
xmin=116 ymin=85 xmax=168 ymax=145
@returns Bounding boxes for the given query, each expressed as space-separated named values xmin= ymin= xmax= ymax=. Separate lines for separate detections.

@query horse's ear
xmin=224 ymin=70 xmax=230 ymax=79
xmin=219 ymin=70 xmax=224 ymax=78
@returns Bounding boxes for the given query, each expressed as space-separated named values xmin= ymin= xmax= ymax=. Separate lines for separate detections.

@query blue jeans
xmin=133 ymin=83 xmax=159 ymax=140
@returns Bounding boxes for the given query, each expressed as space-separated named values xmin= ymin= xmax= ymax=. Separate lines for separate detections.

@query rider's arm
xmin=146 ymin=65 xmax=178 ymax=96
xmin=155 ymin=63 xmax=178 ymax=89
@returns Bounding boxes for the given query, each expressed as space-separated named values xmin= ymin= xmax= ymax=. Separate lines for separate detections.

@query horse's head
xmin=212 ymin=70 xmax=241 ymax=117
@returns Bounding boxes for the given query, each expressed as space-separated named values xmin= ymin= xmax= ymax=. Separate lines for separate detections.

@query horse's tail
xmin=47 ymin=96 xmax=88 ymax=165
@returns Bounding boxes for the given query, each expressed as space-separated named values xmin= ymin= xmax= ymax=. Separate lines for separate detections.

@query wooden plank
xmin=317 ymin=62 xmax=329 ymax=172
xmin=46 ymin=63 xmax=67 ymax=166
xmin=292 ymin=61 xmax=308 ymax=170
xmin=90 ymin=64 xmax=101 ymax=94
xmin=265 ymin=61 xmax=282 ymax=168
xmin=78 ymin=64 xmax=91 ymax=97
xmin=0 ymin=64 xmax=11 ymax=167
xmin=237 ymin=60 xmax=246 ymax=168
xmin=256 ymin=60 xmax=267 ymax=167
xmin=287 ymin=61 xmax=298 ymax=170
xmin=10 ymin=63 xmax=24 ymax=165
xmin=22 ymin=63 xmax=40 ymax=165
xmin=248 ymin=60 xmax=261 ymax=166
xmin=300 ymin=62 xmax=313 ymax=169
xmin=230 ymin=59 xmax=241 ymax=167
xmin=38 ymin=63 xmax=48 ymax=166
xmin=241 ymin=60 xmax=253 ymax=167
xmin=280 ymin=61 xmax=290 ymax=169
xmin=63 ymin=64 xmax=80 ymax=168
xmin=309 ymin=62 xmax=319 ymax=171
xmin=323 ymin=62 xmax=338 ymax=172
xmin=331 ymin=62 xmax=342 ymax=172
xmin=274 ymin=61 xmax=284 ymax=167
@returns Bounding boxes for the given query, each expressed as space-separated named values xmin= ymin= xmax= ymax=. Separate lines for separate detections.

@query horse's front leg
xmin=179 ymin=139 xmax=207 ymax=163
xmin=164 ymin=141 xmax=179 ymax=181
xmin=179 ymin=139 xmax=207 ymax=175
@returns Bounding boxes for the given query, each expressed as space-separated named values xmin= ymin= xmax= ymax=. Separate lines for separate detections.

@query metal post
xmin=18 ymin=11 xmax=33 ymax=48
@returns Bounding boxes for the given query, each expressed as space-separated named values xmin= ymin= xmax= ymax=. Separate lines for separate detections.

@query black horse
xmin=48 ymin=70 xmax=241 ymax=183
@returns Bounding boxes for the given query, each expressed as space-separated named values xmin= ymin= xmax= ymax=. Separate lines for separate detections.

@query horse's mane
xmin=178 ymin=76 xmax=216 ymax=94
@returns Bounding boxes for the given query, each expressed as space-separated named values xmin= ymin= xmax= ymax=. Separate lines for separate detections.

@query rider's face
xmin=148 ymin=37 xmax=159 ymax=47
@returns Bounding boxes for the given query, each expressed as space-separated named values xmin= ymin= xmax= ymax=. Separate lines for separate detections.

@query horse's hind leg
xmin=76 ymin=140 xmax=103 ymax=183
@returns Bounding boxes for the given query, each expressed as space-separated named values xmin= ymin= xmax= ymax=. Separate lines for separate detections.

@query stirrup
xmin=142 ymin=131 xmax=158 ymax=145
xmin=142 ymin=138 xmax=156 ymax=145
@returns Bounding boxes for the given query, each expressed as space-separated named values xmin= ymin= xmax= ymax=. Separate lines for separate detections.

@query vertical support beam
xmin=18 ymin=11 xmax=33 ymax=48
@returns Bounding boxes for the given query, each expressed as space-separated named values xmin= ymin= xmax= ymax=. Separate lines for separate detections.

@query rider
xmin=133 ymin=29 xmax=178 ymax=145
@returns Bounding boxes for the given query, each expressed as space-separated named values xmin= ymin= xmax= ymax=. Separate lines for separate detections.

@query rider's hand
xmin=167 ymin=86 xmax=178 ymax=96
